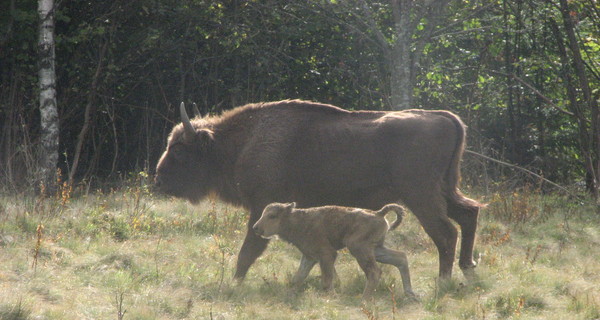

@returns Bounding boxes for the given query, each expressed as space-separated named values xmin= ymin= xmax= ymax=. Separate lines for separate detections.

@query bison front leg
xmin=408 ymin=198 xmax=458 ymax=280
xmin=425 ymin=217 xmax=457 ymax=280
xmin=234 ymin=209 xmax=270 ymax=281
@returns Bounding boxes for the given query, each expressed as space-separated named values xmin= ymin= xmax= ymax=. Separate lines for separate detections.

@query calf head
xmin=253 ymin=202 xmax=296 ymax=239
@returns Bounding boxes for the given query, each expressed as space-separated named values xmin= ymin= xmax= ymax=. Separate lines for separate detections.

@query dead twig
xmin=465 ymin=149 xmax=582 ymax=200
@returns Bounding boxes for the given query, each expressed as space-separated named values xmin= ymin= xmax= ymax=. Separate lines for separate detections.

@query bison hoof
xmin=461 ymin=267 xmax=479 ymax=283
xmin=405 ymin=290 xmax=420 ymax=303
xmin=459 ymin=259 xmax=477 ymax=270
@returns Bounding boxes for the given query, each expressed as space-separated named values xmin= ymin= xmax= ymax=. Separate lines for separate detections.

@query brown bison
xmin=253 ymin=202 xmax=414 ymax=299
xmin=155 ymin=100 xmax=482 ymax=281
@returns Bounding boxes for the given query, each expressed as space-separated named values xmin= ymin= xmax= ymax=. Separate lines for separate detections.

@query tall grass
xmin=1 ymin=179 xmax=599 ymax=319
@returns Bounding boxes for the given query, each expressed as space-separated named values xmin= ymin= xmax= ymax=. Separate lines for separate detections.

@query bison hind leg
xmin=447 ymin=193 xmax=482 ymax=280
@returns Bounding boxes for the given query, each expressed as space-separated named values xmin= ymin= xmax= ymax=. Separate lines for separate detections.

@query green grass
xmin=1 ymin=183 xmax=599 ymax=319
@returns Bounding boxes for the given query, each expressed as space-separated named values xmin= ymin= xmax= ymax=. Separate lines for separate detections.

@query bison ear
xmin=196 ymin=128 xmax=214 ymax=147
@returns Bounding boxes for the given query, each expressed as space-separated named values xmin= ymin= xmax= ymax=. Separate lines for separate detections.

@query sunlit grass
xmin=0 ymin=183 xmax=599 ymax=319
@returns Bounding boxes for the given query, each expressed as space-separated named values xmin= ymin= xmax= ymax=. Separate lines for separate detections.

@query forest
xmin=1 ymin=0 xmax=599 ymax=196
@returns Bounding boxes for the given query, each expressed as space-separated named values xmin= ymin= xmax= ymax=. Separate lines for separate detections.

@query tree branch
xmin=488 ymin=70 xmax=576 ymax=117
xmin=357 ymin=0 xmax=391 ymax=56
xmin=465 ymin=149 xmax=581 ymax=199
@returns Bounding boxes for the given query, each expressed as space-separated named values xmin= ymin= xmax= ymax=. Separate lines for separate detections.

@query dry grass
xmin=1 ymin=181 xmax=599 ymax=319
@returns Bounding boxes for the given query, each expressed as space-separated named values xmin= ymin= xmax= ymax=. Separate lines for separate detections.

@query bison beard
xmin=155 ymin=100 xmax=483 ymax=281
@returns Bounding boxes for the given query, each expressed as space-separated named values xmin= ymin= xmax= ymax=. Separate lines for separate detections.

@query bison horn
xmin=180 ymin=102 xmax=196 ymax=140
xmin=192 ymin=103 xmax=202 ymax=118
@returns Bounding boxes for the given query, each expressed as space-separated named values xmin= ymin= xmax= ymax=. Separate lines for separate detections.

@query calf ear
xmin=287 ymin=202 xmax=297 ymax=210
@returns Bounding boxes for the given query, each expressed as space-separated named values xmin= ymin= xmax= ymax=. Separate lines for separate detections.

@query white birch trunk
xmin=38 ymin=0 xmax=59 ymax=192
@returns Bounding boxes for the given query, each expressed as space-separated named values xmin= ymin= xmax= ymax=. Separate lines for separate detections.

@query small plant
xmin=525 ymin=244 xmax=543 ymax=265
xmin=56 ymin=168 xmax=73 ymax=208
xmin=108 ymin=270 xmax=137 ymax=320
xmin=488 ymin=186 xmax=547 ymax=228
xmin=31 ymin=224 xmax=44 ymax=272
xmin=115 ymin=292 xmax=127 ymax=320
xmin=567 ymin=289 xmax=600 ymax=319
xmin=490 ymin=290 xmax=546 ymax=318
xmin=212 ymin=235 xmax=229 ymax=293
xmin=388 ymin=284 xmax=397 ymax=319
xmin=0 ymin=300 xmax=31 ymax=320
xmin=124 ymin=171 xmax=151 ymax=219
xmin=360 ymin=306 xmax=377 ymax=320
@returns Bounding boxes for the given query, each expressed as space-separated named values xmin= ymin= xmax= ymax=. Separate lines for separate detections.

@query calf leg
xmin=291 ymin=254 xmax=317 ymax=285
xmin=234 ymin=210 xmax=270 ymax=281
xmin=318 ymin=250 xmax=337 ymax=292
xmin=349 ymin=245 xmax=381 ymax=300
xmin=375 ymin=246 xmax=415 ymax=297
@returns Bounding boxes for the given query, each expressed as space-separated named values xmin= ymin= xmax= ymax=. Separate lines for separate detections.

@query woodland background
xmin=1 ymin=0 xmax=599 ymax=195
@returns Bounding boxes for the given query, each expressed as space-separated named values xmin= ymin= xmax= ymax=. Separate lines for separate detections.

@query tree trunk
xmin=389 ymin=0 xmax=413 ymax=110
xmin=38 ymin=0 xmax=59 ymax=194
xmin=68 ymin=39 xmax=109 ymax=186
xmin=558 ymin=0 xmax=600 ymax=199
xmin=358 ymin=0 xmax=450 ymax=110
xmin=549 ymin=0 xmax=600 ymax=199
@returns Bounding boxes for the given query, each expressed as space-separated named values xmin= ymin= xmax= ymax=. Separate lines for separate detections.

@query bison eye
xmin=170 ymin=144 xmax=186 ymax=161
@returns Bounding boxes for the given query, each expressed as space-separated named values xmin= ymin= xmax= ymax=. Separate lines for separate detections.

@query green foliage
xmin=1 ymin=0 xmax=600 ymax=191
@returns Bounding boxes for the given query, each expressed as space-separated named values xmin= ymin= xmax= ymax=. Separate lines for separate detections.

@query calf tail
xmin=375 ymin=204 xmax=405 ymax=231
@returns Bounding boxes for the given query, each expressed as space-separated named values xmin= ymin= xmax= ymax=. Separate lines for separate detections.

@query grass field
xmin=1 ymin=179 xmax=599 ymax=319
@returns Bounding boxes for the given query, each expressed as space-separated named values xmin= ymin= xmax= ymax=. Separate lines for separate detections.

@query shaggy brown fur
xmin=253 ymin=202 xmax=414 ymax=299
xmin=155 ymin=100 xmax=483 ymax=281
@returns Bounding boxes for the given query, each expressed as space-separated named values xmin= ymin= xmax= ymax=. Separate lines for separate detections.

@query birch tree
xmin=38 ymin=0 xmax=59 ymax=193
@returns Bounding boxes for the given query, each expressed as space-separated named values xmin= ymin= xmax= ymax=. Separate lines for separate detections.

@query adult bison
xmin=155 ymin=100 xmax=482 ymax=281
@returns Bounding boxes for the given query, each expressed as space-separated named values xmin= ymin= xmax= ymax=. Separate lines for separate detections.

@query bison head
xmin=154 ymin=103 xmax=214 ymax=203
xmin=253 ymin=202 xmax=296 ymax=239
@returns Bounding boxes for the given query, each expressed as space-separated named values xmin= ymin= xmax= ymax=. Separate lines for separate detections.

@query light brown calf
xmin=252 ymin=202 xmax=415 ymax=300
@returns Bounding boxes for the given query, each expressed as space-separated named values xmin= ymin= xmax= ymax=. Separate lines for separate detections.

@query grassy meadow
xmin=1 ymin=178 xmax=599 ymax=319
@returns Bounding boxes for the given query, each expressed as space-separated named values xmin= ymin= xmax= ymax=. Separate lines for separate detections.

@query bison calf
xmin=252 ymin=202 xmax=414 ymax=300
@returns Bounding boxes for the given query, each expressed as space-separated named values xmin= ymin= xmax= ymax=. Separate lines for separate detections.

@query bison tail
xmin=450 ymin=189 xmax=486 ymax=210
xmin=438 ymin=111 xmax=486 ymax=210
xmin=376 ymin=204 xmax=405 ymax=231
